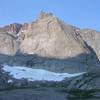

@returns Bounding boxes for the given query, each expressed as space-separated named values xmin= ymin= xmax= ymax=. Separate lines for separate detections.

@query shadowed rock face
xmin=0 ymin=52 xmax=99 ymax=73
xmin=0 ymin=23 xmax=22 ymax=37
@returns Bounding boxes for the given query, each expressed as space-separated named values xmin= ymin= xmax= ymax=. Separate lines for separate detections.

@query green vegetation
xmin=62 ymin=88 xmax=100 ymax=99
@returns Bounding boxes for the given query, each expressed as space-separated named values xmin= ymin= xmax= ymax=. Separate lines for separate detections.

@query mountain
xmin=0 ymin=11 xmax=100 ymax=97
xmin=80 ymin=29 xmax=100 ymax=59
xmin=0 ymin=23 xmax=22 ymax=55
xmin=0 ymin=12 xmax=98 ymax=59
xmin=0 ymin=12 xmax=99 ymax=67
xmin=19 ymin=12 xmax=89 ymax=59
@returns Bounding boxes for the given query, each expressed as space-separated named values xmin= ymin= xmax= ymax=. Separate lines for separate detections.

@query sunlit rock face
xmin=80 ymin=29 xmax=100 ymax=60
xmin=0 ymin=12 xmax=97 ymax=66
xmin=18 ymin=12 xmax=91 ymax=60
xmin=0 ymin=11 xmax=99 ymax=65
xmin=0 ymin=23 xmax=22 ymax=55
xmin=0 ymin=32 xmax=19 ymax=55
xmin=0 ymin=12 xmax=100 ymax=91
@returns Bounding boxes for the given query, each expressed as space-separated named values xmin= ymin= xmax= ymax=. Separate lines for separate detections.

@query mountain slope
xmin=0 ymin=12 xmax=100 ymax=95
xmin=0 ymin=11 xmax=99 ymax=72
xmin=19 ymin=12 xmax=91 ymax=59
xmin=80 ymin=29 xmax=100 ymax=59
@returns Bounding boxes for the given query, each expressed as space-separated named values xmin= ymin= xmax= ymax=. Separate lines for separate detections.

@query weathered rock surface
xmin=19 ymin=12 xmax=92 ymax=60
xmin=80 ymin=29 xmax=100 ymax=60
xmin=0 ymin=23 xmax=22 ymax=37
xmin=0 ymin=32 xmax=19 ymax=55
xmin=0 ymin=23 xmax=22 ymax=55
xmin=0 ymin=11 xmax=100 ymax=92
xmin=62 ymin=71 xmax=100 ymax=90
xmin=0 ymin=12 xmax=99 ymax=64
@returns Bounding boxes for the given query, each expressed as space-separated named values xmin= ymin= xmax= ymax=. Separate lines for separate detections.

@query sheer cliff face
xmin=0 ymin=12 xmax=99 ymax=60
xmin=18 ymin=12 xmax=90 ymax=58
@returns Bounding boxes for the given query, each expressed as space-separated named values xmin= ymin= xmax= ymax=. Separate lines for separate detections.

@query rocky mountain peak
xmin=0 ymin=12 xmax=100 ymax=94
xmin=0 ymin=23 xmax=22 ymax=33
xmin=17 ymin=12 xmax=93 ymax=61
xmin=38 ymin=11 xmax=53 ymax=20
xmin=0 ymin=23 xmax=22 ymax=55
xmin=7 ymin=23 xmax=22 ymax=34
xmin=0 ymin=11 xmax=99 ymax=63
xmin=0 ymin=23 xmax=22 ymax=38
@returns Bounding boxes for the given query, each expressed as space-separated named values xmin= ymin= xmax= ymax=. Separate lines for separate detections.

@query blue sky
xmin=0 ymin=0 xmax=100 ymax=31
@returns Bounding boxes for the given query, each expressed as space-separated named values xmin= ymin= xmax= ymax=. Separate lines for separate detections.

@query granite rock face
xmin=0 ymin=12 xmax=99 ymax=61
xmin=0 ymin=23 xmax=22 ymax=55
xmin=80 ymin=29 xmax=100 ymax=60
xmin=0 ymin=23 xmax=22 ymax=37
xmin=0 ymin=32 xmax=19 ymax=55
xmin=0 ymin=12 xmax=100 ymax=91
xmin=0 ymin=11 xmax=99 ymax=71
xmin=19 ymin=12 xmax=91 ymax=59
xmin=15 ymin=12 xmax=99 ymax=69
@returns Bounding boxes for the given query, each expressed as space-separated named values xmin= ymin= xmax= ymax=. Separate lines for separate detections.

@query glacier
xmin=2 ymin=65 xmax=86 ymax=82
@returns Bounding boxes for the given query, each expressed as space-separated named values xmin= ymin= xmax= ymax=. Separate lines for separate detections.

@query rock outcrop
xmin=0 ymin=12 xmax=99 ymax=63
xmin=0 ymin=12 xmax=100 ymax=93
xmin=0 ymin=23 xmax=22 ymax=55
xmin=0 ymin=23 xmax=22 ymax=37
xmin=14 ymin=12 xmax=98 ymax=71
xmin=80 ymin=29 xmax=100 ymax=60
xmin=0 ymin=11 xmax=99 ymax=71
xmin=19 ymin=12 xmax=90 ymax=59
xmin=0 ymin=32 xmax=19 ymax=55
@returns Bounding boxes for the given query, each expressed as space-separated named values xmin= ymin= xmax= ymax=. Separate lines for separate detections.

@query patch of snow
xmin=8 ymin=79 xmax=13 ymax=83
xmin=2 ymin=65 xmax=86 ymax=82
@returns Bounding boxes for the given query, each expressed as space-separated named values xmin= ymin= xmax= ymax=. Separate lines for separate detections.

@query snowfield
xmin=2 ymin=65 xmax=86 ymax=82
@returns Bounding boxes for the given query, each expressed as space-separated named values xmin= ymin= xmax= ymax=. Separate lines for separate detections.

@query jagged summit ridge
xmin=0 ymin=11 xmax=99 ymax=61
xmin=38 ymin=11 xmax=53 ymax=19
xmin=0 ymin=23 xmax=22 ymax=35
xmin=0 ymin=12 xmax=100 ymax=94
xmin=18 ymin=12 xmax=92 ymax=60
